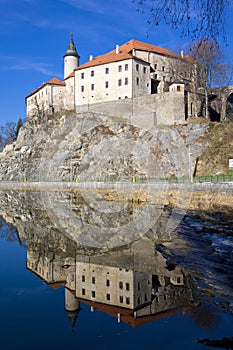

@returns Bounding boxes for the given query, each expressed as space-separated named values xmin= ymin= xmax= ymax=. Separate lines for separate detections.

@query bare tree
xmin=133 ymin=0 xmax=231 ymax=41
xmin=0 ymin=121 xmax=17 ymax=150
xmin=189 ymin=38 xmax=233 ymax=118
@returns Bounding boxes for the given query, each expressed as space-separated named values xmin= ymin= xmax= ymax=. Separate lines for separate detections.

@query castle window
xmin=154 ymin=64 xmax=157 ymax=70
xmin=125 ymin=64 xmax=128 ymax=71
xmin=91 ymin=84 xmax=94 ymax=91
xmin=136 ymin=77 xmax=139 ymax=85
xmin=91 ymin=70 xmax=94 ymax=77
xmin=125 ymin=77 xmax=128 ymax=85
xmin=118 ymin=79 xmax=122 ymax=86
xmin=136 ymin=64 xmax=139 ymax=71
xmin=82 ymin=275 xmax=85 ymax=282
xmin=92 ymin=291 xmax=96 ymax=298
xmin=106 ymin=293 xmax=111 ymax=301
xmin=81 ymin=86 xmax=84 ymax=92
xmin=105 ymin=81 xmax=109 ymax=88
xmin=126 ymin=283 xmax=130 ymax=291
xmin=162 ymin=66 xmax=165 ymax=71
xmin=105 ymin=67 xmax=109 ymax=74
xmin=155 ymin=74 xmax=157 ymax=79
xmin=82 ymin=288 xmax=85 ymax=295
xmin=126 ymin=297 xmax=130 ymax=305
xmin=143 ymin=67 xmax=146 ymax=74
xmin=92 ymin=277 xmax=95 ymax=284
xmin=119 ymin=281 xmax=123 ymax=289
xmin=118 ymin=65 xmax=122 ymax=72
xmin=106 ymin=279 xmax=110 ymax=286
xmin=81 ymin=72 xmax=84 ymax=79
xmin=177 ymin=86 xmax=181 ymax=92
xmin=119 ymin=296 xmax=123 ymax=303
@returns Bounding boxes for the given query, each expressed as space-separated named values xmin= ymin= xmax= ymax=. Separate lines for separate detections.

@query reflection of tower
xmin=65 ymin=287 xmax=81 ymax=331
xmin=63 ymin=34 xmax=80 ymax=79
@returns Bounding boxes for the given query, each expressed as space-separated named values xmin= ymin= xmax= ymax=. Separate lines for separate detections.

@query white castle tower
xmin=63 ymin=34 xmax=80 ymax=79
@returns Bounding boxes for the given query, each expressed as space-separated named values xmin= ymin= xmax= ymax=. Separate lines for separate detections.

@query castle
xmin=26 ymin=35 xmax=203 ymax=125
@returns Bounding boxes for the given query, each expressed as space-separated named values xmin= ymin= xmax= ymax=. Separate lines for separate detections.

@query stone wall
xmin=76 ymin=91 xmax=185 ymax=129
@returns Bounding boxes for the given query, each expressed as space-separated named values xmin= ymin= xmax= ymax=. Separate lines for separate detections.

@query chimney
xmin=89 ymin=54 xmax=93 ymax=61
xmin=116 ymin=44 xmax=120 ymax=54
xmin=180 ymin=50 xmax=184 ymax=58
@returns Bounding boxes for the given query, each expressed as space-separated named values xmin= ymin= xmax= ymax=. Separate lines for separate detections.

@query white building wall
xmin=75 ymin=59 xmax=135 ymax=106
xmin=64 ymin=55 xmax=78 ymax=79
xmin=76 ymin=262 xmax=134 ymax=309
xmin=64 ymin=76 xmax=75 ymax=110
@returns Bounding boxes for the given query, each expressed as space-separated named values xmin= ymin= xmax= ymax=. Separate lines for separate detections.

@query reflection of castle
xmin=26 ymin=238 xmax=194 ymax=328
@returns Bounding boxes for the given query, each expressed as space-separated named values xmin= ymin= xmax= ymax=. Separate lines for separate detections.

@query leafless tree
xmin=189 ymin=38 xmax=233 ymax=118
xmin=133 ymin=0 xmax=231 ymax=41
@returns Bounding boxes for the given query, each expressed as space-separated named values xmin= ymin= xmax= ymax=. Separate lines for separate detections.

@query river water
xmin=0 ymin=189 xmax=232 ymax=350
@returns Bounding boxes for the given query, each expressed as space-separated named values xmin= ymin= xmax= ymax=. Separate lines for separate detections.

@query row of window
xmin=81 ymin=276 xmax=130 ymax=291
xmin=80 ymin=64 xmax=147 ymax=79
xmin=81 ymin=289 xmax=130 ymax=304
xmin=80 ymin=78 xmax=129 ymax=92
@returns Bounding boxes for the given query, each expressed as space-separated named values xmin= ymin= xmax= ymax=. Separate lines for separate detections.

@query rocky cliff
xmin=0 ymin=111 xmax=209 ymax=181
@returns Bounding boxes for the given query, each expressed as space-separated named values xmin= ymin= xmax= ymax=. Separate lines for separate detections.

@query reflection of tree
xmin=189 ymin=302 xmax=219 ymax=330
xmin=0 ymin=216 xmax=20 ymax=243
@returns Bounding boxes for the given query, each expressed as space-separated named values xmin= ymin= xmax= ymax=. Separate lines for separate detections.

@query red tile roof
xmin=76 ymin=39 xmax=187 ymax=70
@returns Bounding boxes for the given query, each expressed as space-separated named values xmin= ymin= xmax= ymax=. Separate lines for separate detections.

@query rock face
xmin=0 ymin=111 xmax=208 ymax=181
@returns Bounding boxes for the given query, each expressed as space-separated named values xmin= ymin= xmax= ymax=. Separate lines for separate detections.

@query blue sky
xmin=1 ymin=0 xmax=233 ymax=124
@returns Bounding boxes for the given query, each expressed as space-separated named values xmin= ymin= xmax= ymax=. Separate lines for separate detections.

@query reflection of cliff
xmin=0 ymin=190 xmax=194 ymax=328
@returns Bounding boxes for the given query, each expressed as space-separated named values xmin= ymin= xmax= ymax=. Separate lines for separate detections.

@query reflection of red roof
xmin=48 ymin=282 xmax=64 ymax=290
xmin=76 ymin=39 xmax=187 ymax=70
xmin=77 ymin=297 xmax=178 ymax=328
xmin=26 ymin=77 xmax=65 ymax=98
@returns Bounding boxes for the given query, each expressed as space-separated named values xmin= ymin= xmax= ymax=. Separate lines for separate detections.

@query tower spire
xmin=63 ymin=34 xmax=80 ymax=78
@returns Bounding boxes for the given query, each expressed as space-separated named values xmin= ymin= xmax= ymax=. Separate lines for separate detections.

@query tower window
xmin=81 ymin=86 xmax=84 ymax=92
xmin=119 ymin=296 xmax=123 ymax=303
xmin=136 ymin=77 xmax=139 ymax=85
xmin=106 ymin=279 xmax=110 ymax=286
xmin=81 ymin=72 xmax=84 ymax=79
xmin=126 ymin=297 xmax=130 ymax=305
xmin=92 ymin=291 xmax=96 ymax=298
xmin=125 ymin=77 xmax=128 ymax=85
xmin=118 ymin=65 xmax=122 ymax=72
xmin=136 ymin=64 xmax=139 ymax=71
xmin=92 ymin=276 xmax=95 ymax=284
xmin=82 ymin=275 xmax=85 ymax=282
xmin=105 ymin=67 xmax=109 ymax=74
xmin=91 ymin=70 xmax=94 ymax=77
xmin=119 ymin=281 xmax=123 ymax=289
xmin=91 ymin=84 xmax=94 ymax=91
xmin=162 ymin=66 xmax=165 ymax=71
xmin=126 ymin=283 xmax=130 ymax=291
xmin=106 ymin=293 xmax=111 ymax=301
xmin=118 ymin=79 xmax=122 ymax=86
xmin=105 ymin=81 xmax=109 ymax=88
xmin=143 ymin=67 xmax=146 ymax=74
xmin=125 ymin=64 xmax=128 ymax=71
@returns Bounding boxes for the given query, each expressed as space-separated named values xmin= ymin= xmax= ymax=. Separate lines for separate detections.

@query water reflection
xmin=0 ymin=189 xmax=232 ymax=337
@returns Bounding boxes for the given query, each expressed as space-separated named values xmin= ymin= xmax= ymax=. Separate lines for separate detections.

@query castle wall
xmin=76 ymin=91 xmax=185 ymax=128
